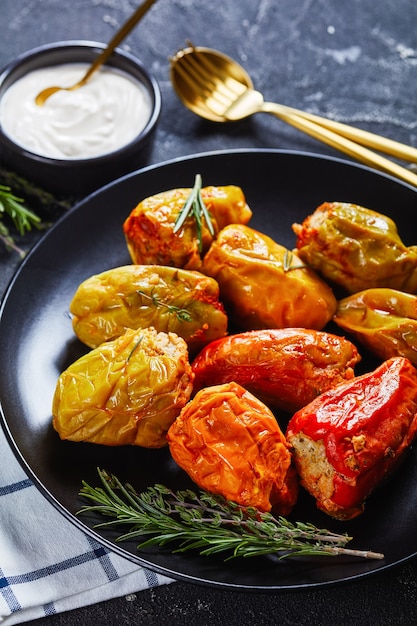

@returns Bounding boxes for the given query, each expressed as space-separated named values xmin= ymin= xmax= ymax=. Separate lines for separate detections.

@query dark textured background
xmin=1 ymin=1 xmax=417 ymax=624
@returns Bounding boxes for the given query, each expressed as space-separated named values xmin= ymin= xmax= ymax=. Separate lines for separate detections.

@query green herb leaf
xmin=173 ymin=174 xmax=215 ymax=253
xmin=78 ymin=469 xmax=384 ymax=562
xmin=0 ymin=185 xmax=42 ymax=256
xmin=137 ymin=289 xmax=192 ymax=322
xmin=283 ymin=250 xmax=308 ymax=272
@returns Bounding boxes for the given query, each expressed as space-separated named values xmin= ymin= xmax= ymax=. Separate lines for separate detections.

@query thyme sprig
xmin=173 ymin=174 xmax=215 ymax=253
xmin=137 ymin=289 xmax=192 ymax=322
xmin=78 ymin=469 xmax=384 ymax=561
xmin=0 ymin=185 xmax=41 ymax=256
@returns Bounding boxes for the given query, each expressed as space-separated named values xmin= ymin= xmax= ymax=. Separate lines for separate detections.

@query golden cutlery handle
xmin=80 ymin=0 xmax=158 ymax=86
xmin=279 ymin=104 xmax=417 ymax=163
xmin=263 ymin=101 xmax=417 ymax=187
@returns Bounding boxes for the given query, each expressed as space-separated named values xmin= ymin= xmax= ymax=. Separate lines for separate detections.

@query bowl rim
xmin=0 ymin=40 xmax=162 ymax=165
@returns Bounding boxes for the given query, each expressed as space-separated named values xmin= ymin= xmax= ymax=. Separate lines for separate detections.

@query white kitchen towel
xmin=0 ymin=429 xmax=174 ymax=625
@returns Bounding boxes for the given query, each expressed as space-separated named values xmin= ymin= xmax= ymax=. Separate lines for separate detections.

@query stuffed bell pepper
xmin=192 ymin=328 xmax=360 ymax=412
xmin=167 ymin=381 xmax=298 ymax=514
xmin=53 ymin=326 xmax=193 ymax=448
xmin=334 ymin=288 xmax=417 ymax=365
xmin=70 ymin=264 xmax=228 ymax=354
xmin=123 ymin=180 xmax=252 ymax=270
xmin=293 ymin=202 xmax=417 ymax=294
xmin=286 ymin=357 xmax=417 ymax=520
xmin=202 ymin=223 xmax=337 ymax=331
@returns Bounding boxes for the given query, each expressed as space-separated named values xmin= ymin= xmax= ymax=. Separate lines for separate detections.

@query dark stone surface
xmin=2 ymin=1 xmax=417 ymax=623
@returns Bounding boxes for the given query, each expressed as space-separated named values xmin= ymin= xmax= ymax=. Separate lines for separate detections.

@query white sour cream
xmin=0 ymin=63 xmax=153 ymax=159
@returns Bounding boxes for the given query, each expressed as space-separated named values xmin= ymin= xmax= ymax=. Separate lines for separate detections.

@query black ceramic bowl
xmin=0 ymin=41 xmax=161 ymax=197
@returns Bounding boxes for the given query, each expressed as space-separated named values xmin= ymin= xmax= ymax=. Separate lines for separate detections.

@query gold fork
xmin=170 ymin=45 xmax=417 ymax=187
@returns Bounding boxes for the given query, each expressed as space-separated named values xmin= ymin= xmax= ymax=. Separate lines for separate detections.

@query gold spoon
xmin=35 ymin=0 xmax=157 ymax=106
xmin=170 ymin=44 xmax=417 ymax=187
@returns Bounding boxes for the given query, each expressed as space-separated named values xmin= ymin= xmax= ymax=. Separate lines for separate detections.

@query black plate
xmin=1 ymin=149 xmax=417 ymax=591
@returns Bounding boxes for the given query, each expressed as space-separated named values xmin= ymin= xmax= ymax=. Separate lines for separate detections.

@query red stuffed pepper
xmin=286 ymin=356 xmax=417 ymax=520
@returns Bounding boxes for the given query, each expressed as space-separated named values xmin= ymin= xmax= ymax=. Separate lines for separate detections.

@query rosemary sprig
xmin=0 ymin=185 xmax=41 ymax=256
xmin=137 ymin=289 xmax=192 ymax=322
xmin=0 ymin=166 xmax=72 ymax=217
xmin=173 ymin=174 xmax=215 ymax=253
xmin=78 ymin=469 xmax=384 ymax=561
xmin=283 ymin=250 xmax=308 ymax=272
xmin=127 ymin=336 xmax=144 ymax=362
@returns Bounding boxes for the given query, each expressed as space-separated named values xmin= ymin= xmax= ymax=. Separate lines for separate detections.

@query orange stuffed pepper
xmin=167 ymin=381 xmax=298 ymax=514
xmin=191 ymin=328 xmax=360 ymax=412
xmin=202 ymin=223 xmax=337 ymax=331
